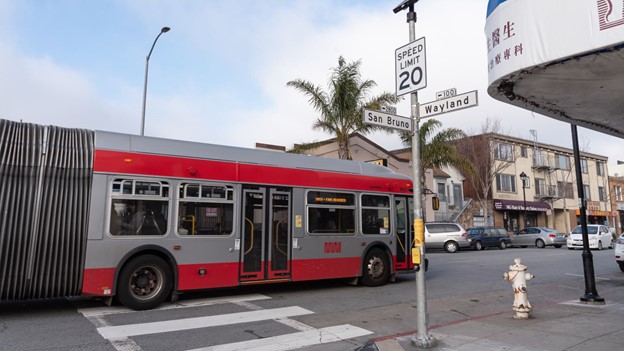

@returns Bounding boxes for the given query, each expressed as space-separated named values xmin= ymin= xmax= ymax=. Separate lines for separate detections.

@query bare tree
xmin=455 ymin=118 xmax=517 ymax=226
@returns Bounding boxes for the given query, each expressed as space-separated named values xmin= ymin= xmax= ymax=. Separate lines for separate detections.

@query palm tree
xmin=398 ymin=119 xmax=473 ymax=179
xmin=287 ymin=56 xmax=401 ymax=159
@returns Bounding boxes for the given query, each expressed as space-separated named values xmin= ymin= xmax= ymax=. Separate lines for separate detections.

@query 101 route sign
xmin=395 ymin=37 xmax=427 ymax=96
xmin=363 ymin=108 xmax=412 ymax=132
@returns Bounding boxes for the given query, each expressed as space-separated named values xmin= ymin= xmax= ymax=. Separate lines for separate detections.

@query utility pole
xmin=393 ymin=0 xmax=435 ymax=348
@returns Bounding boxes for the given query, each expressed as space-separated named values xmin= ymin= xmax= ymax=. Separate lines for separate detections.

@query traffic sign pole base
xmin=411 ymin=334 xmax=436 ymax=349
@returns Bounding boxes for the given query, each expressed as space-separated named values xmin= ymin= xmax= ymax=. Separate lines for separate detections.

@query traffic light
xmin=432 ymin=196 xmax=440 ymax=211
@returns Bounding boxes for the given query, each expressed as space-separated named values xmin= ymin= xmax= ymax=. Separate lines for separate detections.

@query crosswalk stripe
xmin=188 ymin=324 xmax=373 ymax=351
xmin=97 ymin=306 xmax=314 ymax=339
xmin=78 ymin=294 xmax=271 ymax=317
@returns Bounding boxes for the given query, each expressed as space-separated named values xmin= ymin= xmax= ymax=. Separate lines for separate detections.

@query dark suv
xmin=467 ymin=227 xmax=511 ymax=250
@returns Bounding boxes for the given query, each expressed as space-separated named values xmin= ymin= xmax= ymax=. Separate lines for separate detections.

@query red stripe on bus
xmin=177 ymin=262 xmax=240 ymax=290
xmin=82 ymin=255 xmax=400 ymax=297
xmin=82 ymin=268 xmax=115 ymax=296
xmin=291 ymin=257 xmax=361 ymax=281
xmin=93 ymin=150 xmax=412 ymax=193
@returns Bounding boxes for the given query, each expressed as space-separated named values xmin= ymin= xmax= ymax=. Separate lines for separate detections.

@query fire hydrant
xmin=503 ymin=258 xmax=535 ymax=319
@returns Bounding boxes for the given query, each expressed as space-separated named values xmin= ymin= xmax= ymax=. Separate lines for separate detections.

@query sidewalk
xmin=362 ymin=283 xmax=624 ymax=351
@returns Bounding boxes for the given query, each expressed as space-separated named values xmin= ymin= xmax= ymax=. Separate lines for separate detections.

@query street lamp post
xmin=520 ymin=171 xmax=528 ymax=228
xmin=140 ymin=26 xmax=170 ymax=136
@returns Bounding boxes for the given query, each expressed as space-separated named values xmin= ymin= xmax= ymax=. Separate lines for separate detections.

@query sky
xmin=1 ymin=0 xmax=623 ymax=170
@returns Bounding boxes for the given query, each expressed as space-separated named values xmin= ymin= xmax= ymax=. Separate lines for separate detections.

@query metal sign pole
xmin=395 ymin=1 xmax=436 ymax=348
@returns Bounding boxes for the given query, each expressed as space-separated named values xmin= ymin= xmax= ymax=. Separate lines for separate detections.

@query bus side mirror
xmin=432 ymin=196 xmax=440 ymax=211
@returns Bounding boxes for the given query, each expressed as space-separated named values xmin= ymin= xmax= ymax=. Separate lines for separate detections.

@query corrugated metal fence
xmin=0 ymin=119 xmax=94 ymax=301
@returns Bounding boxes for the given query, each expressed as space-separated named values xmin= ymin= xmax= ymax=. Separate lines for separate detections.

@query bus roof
xmin=95 ymin=130 xmax=412 ymax=182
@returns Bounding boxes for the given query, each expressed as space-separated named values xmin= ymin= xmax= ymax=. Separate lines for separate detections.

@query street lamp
xmin=140 ymin=26 xmax=170 ymax=136
xmin=520 ymin=171 xmax=528 ymax=228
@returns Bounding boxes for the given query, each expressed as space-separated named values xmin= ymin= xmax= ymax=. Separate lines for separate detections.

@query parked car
xmin=510 ymin=227 xmax=566 ymax=248
xmin=424 ymin=222 xmax=470 ymax=253
xmin=466 ymin=227 xmax=511 ymax=250
xmin=614 ymin=233 xmax=624 ymax=272
xmin=566 ymin=224 xmax=614 ymax=250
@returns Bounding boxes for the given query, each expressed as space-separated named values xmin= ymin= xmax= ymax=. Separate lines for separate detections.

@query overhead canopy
xmin=485 ymin=0 xmax=624 ymax=138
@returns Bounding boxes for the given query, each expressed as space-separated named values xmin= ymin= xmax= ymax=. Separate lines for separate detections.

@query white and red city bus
xmin=0 ymin=119 xmax=416 ymax=310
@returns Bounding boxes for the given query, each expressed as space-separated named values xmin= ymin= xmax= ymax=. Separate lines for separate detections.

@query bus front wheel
xmin=361 ymin=248 xmax=390 ymax=287
xmin=117 ymin=254 xmax=172 ymax=310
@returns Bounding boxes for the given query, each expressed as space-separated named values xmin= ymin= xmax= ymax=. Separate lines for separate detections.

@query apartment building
xmin=609 ymin=174 xmax=624 ymax=235
xmin=256 ymin=132 xmax=614 ymax=234
xmin=467 ymin=133 xmax=612 ymax=234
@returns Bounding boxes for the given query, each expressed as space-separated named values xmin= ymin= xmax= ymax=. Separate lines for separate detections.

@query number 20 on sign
xmin=395 ymin=37 xmax=427 ymax=97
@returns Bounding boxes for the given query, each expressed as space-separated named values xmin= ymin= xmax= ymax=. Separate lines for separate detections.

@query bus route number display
xmin=395 ymin=37 xmax=427 ymax=97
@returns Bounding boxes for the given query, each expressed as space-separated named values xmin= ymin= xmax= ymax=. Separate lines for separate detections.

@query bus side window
xmin=178 ymin=183 xmax=234 ymax=236
xmin=109 ymin=179 xmax=169 ymax=236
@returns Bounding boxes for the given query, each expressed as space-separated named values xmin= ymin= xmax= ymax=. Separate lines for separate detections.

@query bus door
xmin=394 ymin=196 xmax=414 ymax=270
xmin=240 ymin=187 xmax=291 ymax=282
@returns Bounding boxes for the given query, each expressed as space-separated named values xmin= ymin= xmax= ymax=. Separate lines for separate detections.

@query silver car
xmin=510 ymin=227 xmax=566 ymax=248
xmin=424 ymin=222 xmax=470 ymax=253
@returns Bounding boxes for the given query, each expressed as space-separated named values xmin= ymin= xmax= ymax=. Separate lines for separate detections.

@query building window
xmin=496 ymin=174 xmax=516 ymax=192
xmin=616 ymin=186 xmax=623 ymax=201
xmin=437 ymin=182 xmax=447 ymax=202
xmin=533 ymin=149 xmax=546 ymax=167
xmin=580 ymin=159 xmax=588 ymax=174
xmin=598 ymin=187 xmax=607 ymax=202
xmin=535 ymin=178 xmax=546 ymax=195
xmin=557 ymin=182 xmax=574 ymax=199
xmin=596 ymin=162 xmax=605 ymax=176
xmin=583 ymin=184 xmax=591 ymax=200
xmin=494 ymin=142 xmax=514 ymax=161
xmin=555 ymin=154 xmax=570 ymax=170
xmin=520 ymin=146 xmax=527 ymax=158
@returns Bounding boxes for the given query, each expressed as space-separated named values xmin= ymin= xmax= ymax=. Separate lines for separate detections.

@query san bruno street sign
xmin=395 ymin=37 xmax=427 ymax=96
xmin=419 ymin=90 xmax=478 ymax=118
xmin=363 ymin=108 xmax=412 ymax=132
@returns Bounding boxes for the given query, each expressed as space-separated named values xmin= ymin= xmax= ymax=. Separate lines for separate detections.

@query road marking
xmin=188 ymin=324 xmax=373 ymax=351
xmin=564 ymin=273 xmax=610 ymax=281
xmin=109 ymin=338 xmax=143 ymax=351
xmin=275 ymin=317 xmax=317 ymax=332
xmin=97 ymin=306 xmax=314 ymax=339
xmin=78 ymin=294 xmax=271 ymax=317
xmin=231 ymin=300 xmax=316 ymax=332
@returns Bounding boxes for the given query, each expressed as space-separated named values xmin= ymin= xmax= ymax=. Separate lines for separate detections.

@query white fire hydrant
xmin=503 ymin=258 xmax=535 ymax=319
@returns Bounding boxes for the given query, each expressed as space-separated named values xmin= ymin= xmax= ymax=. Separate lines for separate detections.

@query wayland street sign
xmin=363 ymin=108 xmax=412 ymax=132
xmin=419 ymin=90 xmax=478 ymax=118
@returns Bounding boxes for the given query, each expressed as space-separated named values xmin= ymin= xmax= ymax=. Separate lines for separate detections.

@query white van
xmin=424 ymin=222 xmax=470 ymax=253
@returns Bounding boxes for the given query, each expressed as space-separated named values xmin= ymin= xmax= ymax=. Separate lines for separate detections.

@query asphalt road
xmin=0 ymin=246 xmax=621 ymax=351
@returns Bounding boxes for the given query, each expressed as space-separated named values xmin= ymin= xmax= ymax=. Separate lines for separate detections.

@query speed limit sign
xmin=395 ymin=37 xmax=427 ymax=96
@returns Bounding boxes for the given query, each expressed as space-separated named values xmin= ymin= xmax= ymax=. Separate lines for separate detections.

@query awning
xmin=494 ymin=199 xmax=551 ymax=212
xmin=485 ymin=0 xmax=624 ymax=139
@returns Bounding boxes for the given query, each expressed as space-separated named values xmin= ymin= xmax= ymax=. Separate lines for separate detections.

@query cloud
xmin=1 ymin=0 xmax=622 ymax=167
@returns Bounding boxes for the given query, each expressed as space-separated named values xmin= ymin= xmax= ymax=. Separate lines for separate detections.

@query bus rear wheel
xmin=117 ymin=254 xmax=172 ymax=310
xmin=361 ymin=248 xmax=390 ymax=287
